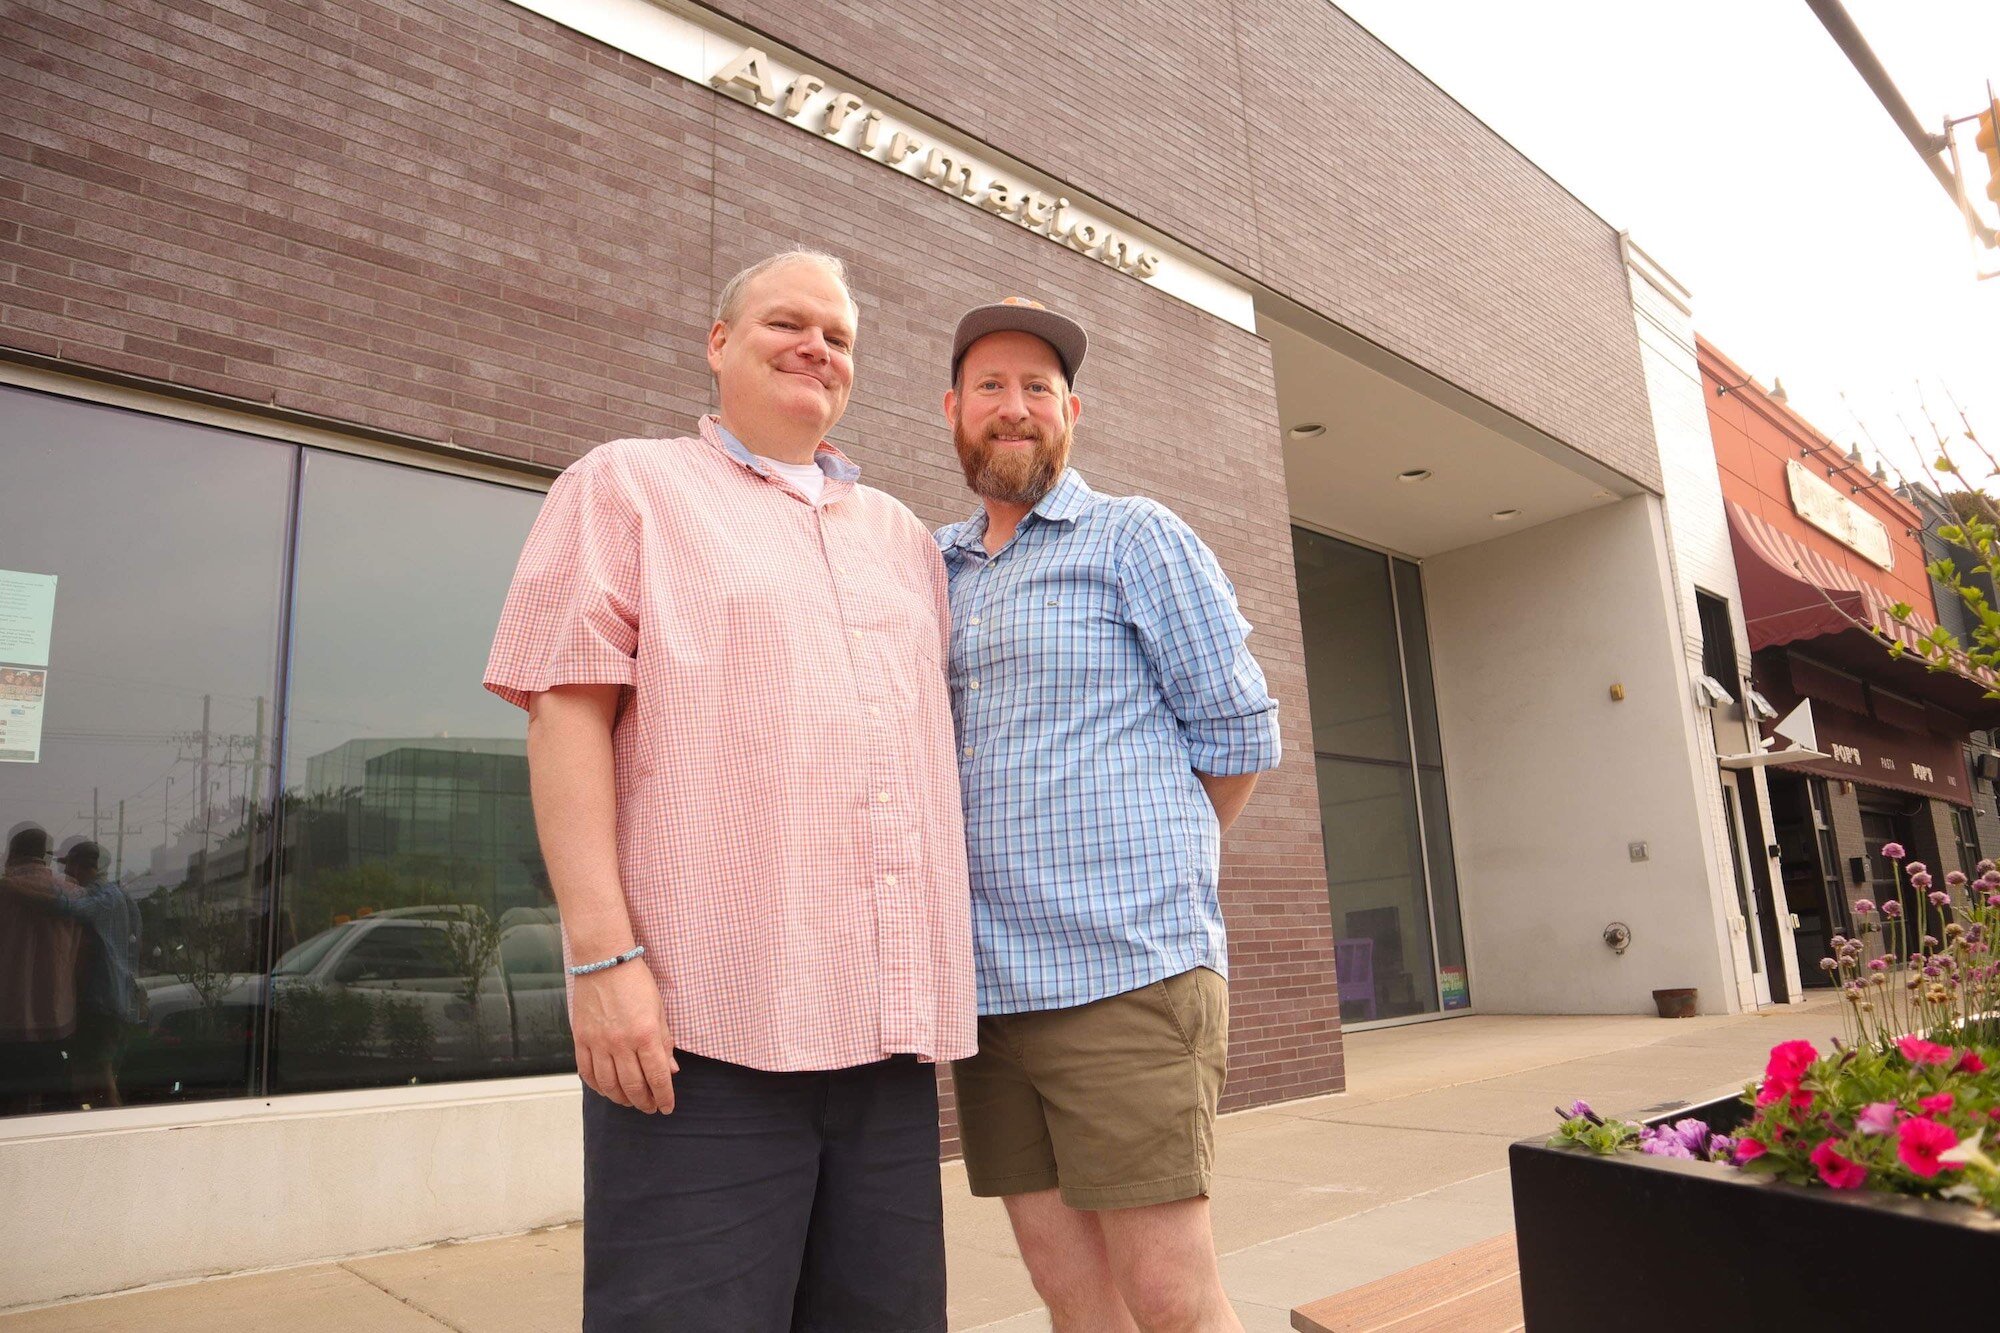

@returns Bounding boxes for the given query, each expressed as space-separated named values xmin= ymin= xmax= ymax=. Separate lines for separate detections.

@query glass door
xmin=1292 ymin=527 xmax=1468 ymax=1025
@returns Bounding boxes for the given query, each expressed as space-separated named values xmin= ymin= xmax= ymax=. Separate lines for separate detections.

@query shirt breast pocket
xmin=1028 ymin=587 xmax=1121 ymax=693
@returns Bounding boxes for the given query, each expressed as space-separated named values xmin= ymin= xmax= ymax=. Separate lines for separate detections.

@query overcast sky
xmin=1335 ymin=0 xmax=1999 ymax=492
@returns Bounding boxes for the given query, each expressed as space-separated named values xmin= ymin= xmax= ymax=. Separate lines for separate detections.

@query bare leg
xmin=1097 ymin=1196 xmax=1241 ymax=1333
xmin=1002 ymin=1188 xmax=1141 ymax=1332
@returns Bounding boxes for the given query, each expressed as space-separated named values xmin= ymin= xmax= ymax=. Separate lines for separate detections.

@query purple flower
xmin=1854 ymin=899 xmax=1876 ymax=914
xmin=1638 ymin=1118 xmax=1714 ymax=1160
xmin=1639 ymin=1126 xmax=1695 ymax=1159
xmin=1868 ymin=958 xmax=1889 ymax=971
xmin=1946 ymin=871 xmax=1968 ymax=887
xmin=1883 ymin=901 xmax=1904 ymax=919
xmin=1988 ymin=894 xmax=2000 ymax=908
xmin=1706 ymin=1134 xmax=1737 ymax=1162
xmin=1882 ymin=843 xmax=1906 ymax=859
xmin=1856 ymin=1102 xmax=1900 ymax=1135
xmin=1559 ymin=1099 xmax=1601 ymax=1125
xmin=1930 ymin=892 xmax=1951 ymax=908
xmin=1911 ymin=872 xmax=1934 ymax=891
xmin=1978 ymin=858 xmax=1995 ymax=875
xmin=1906 ymin=861 xmax=1928 ymax=876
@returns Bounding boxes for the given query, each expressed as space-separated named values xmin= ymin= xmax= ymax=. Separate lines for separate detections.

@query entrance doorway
xmin=1718 ymin=782 xmax=1772 ymax=1007
xmin=1766 ymin=772 xmax=1849 ymax=987
xmin=1860 ymin=797 xmax=1919 ymax=926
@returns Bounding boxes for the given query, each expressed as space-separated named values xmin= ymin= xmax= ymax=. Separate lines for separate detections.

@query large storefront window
xmin=1293 ymin=527 xmax=1468 ymax=1022
xmin=0 ymin=385 xmax=557 ymax=1119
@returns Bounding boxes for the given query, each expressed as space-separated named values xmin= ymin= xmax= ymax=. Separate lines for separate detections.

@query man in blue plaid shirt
xmin=936 ymin=298 xmax=1281 ymax=1333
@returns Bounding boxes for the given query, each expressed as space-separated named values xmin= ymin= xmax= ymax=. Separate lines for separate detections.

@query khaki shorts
xmin=953 ymin=966 xmax=1228 ymax=1211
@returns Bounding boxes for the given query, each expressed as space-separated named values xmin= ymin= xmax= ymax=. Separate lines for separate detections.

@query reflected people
xmin=0 ymin=823 xmax=84 ymax=1115
xmin=59 ymin=839 xmax=140 ymax=1108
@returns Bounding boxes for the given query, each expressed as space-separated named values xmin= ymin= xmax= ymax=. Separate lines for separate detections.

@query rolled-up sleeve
xmin=1117 ymin=505 xmax=1282 ymax=776
xmin=483 ymin=449 xmax=642 ymax=711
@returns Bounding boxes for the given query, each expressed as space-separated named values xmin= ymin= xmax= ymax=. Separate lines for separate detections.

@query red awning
xmin=1725 ymin=501 xmax=1930 ymax=654
xmin=1728 ymin=501 xmax=2000 ymax=725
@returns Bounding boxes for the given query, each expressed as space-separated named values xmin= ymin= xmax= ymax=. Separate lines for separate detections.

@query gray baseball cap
xmin=950 ymin=297 xmax=1088 ymax=386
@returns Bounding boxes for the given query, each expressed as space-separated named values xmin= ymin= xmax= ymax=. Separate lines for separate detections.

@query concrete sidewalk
xmin=0 ymin=994 xmax=1847 ymax=1331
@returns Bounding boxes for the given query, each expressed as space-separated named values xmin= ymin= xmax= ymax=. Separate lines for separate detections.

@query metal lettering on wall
xmin=708 ymin=47 xmax=1161 ymax=279
xmin=1785 ymin=460 xmax=1893 ymax=569
xmin=501 ymin=1 xmax=1256 ymax=331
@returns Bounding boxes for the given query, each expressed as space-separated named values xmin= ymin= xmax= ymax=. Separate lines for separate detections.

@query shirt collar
xmin=701 ymin=414 xmax=862 ymax=485
xmin=940 ymin=468 xmax=1094 ymax=556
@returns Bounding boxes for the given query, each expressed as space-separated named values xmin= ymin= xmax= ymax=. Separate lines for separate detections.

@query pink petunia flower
xmin=1812 ymin=1140 xmax=1868 ymax=1189
xmin=1765 ymin=1040 xmax=1818 ymax=1084
xmin=1896 ymin=1036 xmax=1955 ymax=1066
xmin=1919 ymin=1092 xmax=1955 ymax=1115
xmin=1956 ymin=1051 xmax=1988 ymax=1075
xmin=1898 ymin=1117 xmax=1960 ymax=1177
xmin=1734 ymin=1137 xmax=1767 ymax=1163
xmin=1856 ymin=1102 xmax=1900 ymax=1136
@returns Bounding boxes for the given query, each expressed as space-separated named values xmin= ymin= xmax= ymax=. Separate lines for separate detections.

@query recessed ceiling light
xmin=1398 ymin=469 xmax=1432 ymax=483
xmin=1492 ymin=508 xmax=1521 ymax=521
xmin=1288 ymin=422 xmax=1326 ymax=439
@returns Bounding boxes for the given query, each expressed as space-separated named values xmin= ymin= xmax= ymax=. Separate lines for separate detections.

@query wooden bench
xmin=1290 ymin=1232 xmax=1523 ymax=1333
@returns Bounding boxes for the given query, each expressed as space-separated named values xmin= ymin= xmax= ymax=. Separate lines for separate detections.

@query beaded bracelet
xmin=567 ymin=944 xmax=646 ymax=977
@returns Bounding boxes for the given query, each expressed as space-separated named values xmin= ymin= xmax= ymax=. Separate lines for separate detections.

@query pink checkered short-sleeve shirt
xmin=485 ymin=416 xmax=975 ymax=1071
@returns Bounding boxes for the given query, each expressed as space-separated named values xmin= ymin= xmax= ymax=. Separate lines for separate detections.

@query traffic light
xmin=1978 ymin=101 xmax=2000 ymax=204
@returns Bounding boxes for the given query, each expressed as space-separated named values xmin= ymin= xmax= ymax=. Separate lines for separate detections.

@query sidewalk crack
xmin=338 ymin=1262 xmax=470 ymax=1332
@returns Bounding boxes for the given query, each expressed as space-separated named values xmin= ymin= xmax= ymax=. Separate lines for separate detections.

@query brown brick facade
xmin=702 ymin=0 xmax=1662 ymax=491
xmin=0 ymin=0 xmax=1343 ymax=1136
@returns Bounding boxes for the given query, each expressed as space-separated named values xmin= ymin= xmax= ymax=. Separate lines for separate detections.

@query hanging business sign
xmin=1786 ymin=460 xmax=1893 ymax=570
xmin=505 ymin=0 xmax=1256 ymax=330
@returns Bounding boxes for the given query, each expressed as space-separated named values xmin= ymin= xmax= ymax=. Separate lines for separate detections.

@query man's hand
xmin=571 ymin=960 xmax=679 ymax=1113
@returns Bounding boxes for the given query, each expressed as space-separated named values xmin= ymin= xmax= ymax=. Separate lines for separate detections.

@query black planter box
xmin=1510 ymin=1094 xmax=2000 ymax=1331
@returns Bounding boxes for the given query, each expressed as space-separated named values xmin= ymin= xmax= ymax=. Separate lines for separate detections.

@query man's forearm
xmin=1196 ymin=771 xmax=1260 ymax=834
xmin=527 ymin=683 xmax=639 ymax=960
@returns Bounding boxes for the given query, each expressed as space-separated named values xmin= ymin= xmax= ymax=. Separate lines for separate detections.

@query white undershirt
xmin=759 ymin=454 xmax=827 ymax=505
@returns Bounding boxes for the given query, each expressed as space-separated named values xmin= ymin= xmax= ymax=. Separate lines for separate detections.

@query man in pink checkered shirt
xmin=484 ymin=250 xmax=972 ymax=1332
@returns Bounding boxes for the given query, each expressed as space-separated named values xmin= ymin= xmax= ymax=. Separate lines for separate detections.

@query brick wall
xmin=0 ymin=0 xmax=1343 ymax=1135
xmin=699 ymin=0 xmax=1662 ymax=491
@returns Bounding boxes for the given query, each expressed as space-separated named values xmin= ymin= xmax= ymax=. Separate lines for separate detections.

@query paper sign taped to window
xmin=0 ymin=666 xmax=47 ymax=763
xmin=0 ymin=570 xmax=57 ymax=667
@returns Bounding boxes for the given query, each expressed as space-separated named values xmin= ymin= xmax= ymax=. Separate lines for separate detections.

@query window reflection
xmin=1 ymin=387 xmax=560 ymax=1120
xmin=269 ymin=451 xmax=559 ymax=1091
xmin=1 ymin=385 xmax=291 ymax=1114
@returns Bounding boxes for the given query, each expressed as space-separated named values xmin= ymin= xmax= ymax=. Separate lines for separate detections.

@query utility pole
xmin=196 ymin=693 xmax=211 ymax=898
xmin=243 ymin=695 xmax=265 ymax=911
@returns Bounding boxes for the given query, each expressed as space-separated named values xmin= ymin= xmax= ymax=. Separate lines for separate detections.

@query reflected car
xmin=141 ymin=907 xmax=570 ymax=1078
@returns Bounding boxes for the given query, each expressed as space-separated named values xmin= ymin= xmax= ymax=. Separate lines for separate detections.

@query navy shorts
xmin=582 ymin=1051 xmax=947 ymax=1332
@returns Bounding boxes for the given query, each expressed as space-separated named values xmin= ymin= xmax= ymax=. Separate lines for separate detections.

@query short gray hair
xmin=715 ymin=249 xmax=853 ymax=326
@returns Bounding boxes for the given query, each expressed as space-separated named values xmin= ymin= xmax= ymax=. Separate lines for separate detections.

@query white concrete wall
xmin=1623 ymin=238 xmax=1799 ymax=1002
xmin=1426 ymin=494 xmax=1743 ymax=1014
xmin=0 ymin=1077 xmax=581 ymax=1309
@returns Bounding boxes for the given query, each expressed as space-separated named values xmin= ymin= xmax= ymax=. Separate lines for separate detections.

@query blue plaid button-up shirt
xmin=936 ymin=469 xmax=1281 ymax=1015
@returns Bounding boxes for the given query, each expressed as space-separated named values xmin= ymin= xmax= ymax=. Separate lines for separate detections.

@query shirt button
xmin=968 ymin=616 xmax=981 ymax=626
xmin=969 ymin=679 xmax=980 ymax=690
xmin=876 ymin=790 xmax=891 ymax=803
xmin=850 ymin=629 xmax=863 ymax=640
xmin=868 ymin=705 xmax=882 ymax=718
xmin=884 ymin=873 xmax=898 ymax=886
xmin=963 ymin=746 xmax=975 ymax=758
